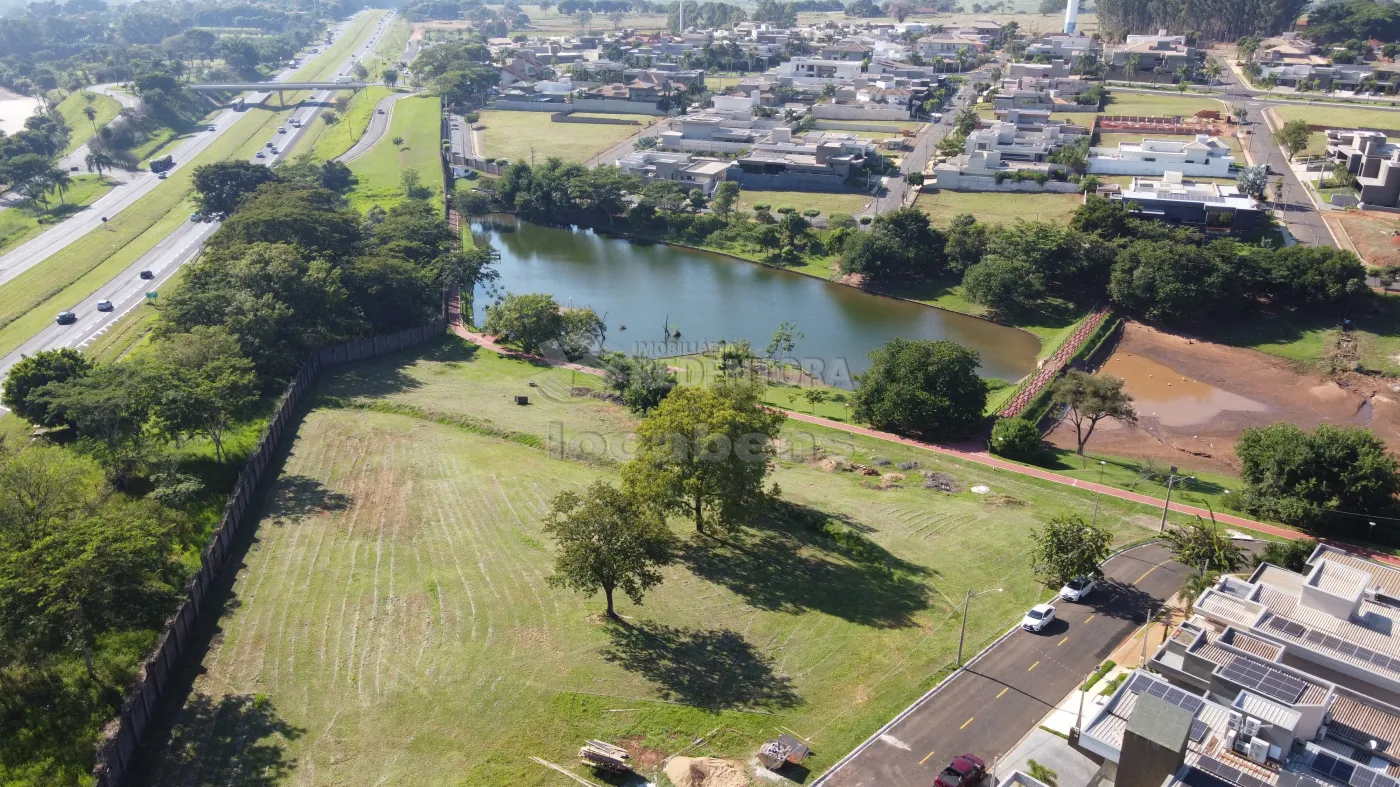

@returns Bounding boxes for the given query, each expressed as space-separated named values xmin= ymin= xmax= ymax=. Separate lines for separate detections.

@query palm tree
xmin=50 ymin=168 xmax=72 ymax=205
xmin=1204 ymin=59 xmax=1222 ymax=93
xmin=1125 ymin=53 xmax=1140 ymax=85
xmin=82 ymin=104 xmax=98 ymax=134
xmin=1180 ymin=570 xmax=1221 ymax=612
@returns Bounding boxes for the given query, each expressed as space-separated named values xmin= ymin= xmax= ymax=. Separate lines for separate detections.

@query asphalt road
xmin=816 ymin=543 xmax=1188 ymax=787
xmin=872 ymin=71 xmax=983 ymax=214
xmin=339 ymin=91 xmax=407 ymax=163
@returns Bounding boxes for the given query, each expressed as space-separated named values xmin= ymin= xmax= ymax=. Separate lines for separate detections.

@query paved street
xmin=815 ymin=543 xmax=1188 ymax=787
xmin=339 ymin=92 xmax=406 ymax=163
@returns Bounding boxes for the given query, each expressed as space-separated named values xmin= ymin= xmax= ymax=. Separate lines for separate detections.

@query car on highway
xmin=96 ymin=300 xmax=114 ymax=312
xmin=266 ymin=141 xmax=274 ymax=148
xmin=139 ymin=270 xmax=154 ymax=279
xmin=255 ymin=151 xmax=266 ymax=158
xmin=1022 ymin=603 xmax=1056 ymax=633
xmin=1060 ymin=576 xmax=1097 ymax=602
xmin=377 ymin=108 xmax=386 ymax=114
xmin=208 ymin=125 xmax=217 ymax=132
xmin=55 ymin=311 xmax=77 ymax=325
xmin=935 ymin=755 xmax=986 ymax=787
xmin=278 ymin=127 xmax=287 ymax=134
xmin=157 ymin=172 xmax=168 ymax=179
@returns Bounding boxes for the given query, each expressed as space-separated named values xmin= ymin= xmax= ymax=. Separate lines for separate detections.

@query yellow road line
xmin=996 ymin=687 xmax=1009 ymax=699
xmin=1058 ymin=637 xmax=1069 ymax=646
xmin=920 ymin=751 xmax=937 ymax=765
xmin=1085 ymin=614 xmax=1096 ymax=624
xmin=1134 ymin=560 xmax=1167 ymax=585
xmin=1028 ymin=661 xmax=1039 ymax=671
xmin=961 ymin=717 xmax=975 ymax=730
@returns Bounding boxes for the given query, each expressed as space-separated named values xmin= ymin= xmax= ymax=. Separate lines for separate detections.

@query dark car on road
xmin=55 ymin=311 xmax=77 ymax=325
xmin=935 ymin=754 xmax=987 ymax=787
xmin=139 ymin=270 xmax=155 ymax=279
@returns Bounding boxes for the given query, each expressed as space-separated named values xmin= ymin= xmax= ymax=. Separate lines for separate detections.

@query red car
xmin=935 ymin=754 xmax=987 ymax=787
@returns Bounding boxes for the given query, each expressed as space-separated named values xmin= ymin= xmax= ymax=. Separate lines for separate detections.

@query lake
xmin=470 ymin=216 xmax=1041 ymax=385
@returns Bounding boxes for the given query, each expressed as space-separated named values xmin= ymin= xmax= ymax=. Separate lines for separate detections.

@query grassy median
xmin=53 ymin=91 xmax=123 ymax=156
xmin=0 ymin=175 xmax=114 ymax=253
xmin=345 ymin=94 xmax=443 ymax=211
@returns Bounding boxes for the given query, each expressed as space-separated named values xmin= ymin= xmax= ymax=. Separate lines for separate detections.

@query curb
xmin=810 ymin=541 xmax=1164 ymax=787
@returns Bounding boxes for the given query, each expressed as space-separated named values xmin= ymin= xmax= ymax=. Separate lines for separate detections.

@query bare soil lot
xmin=1046 ymin=322 xmax=1400 ymax=473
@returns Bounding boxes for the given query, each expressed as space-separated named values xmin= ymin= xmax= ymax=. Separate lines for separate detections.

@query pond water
xmin=0 ymin=94 xmax=40 ymax=137
xmin=1099 ymin=351 xmax=1271 ymax=427
xmin=470 ymin=216 xmax=1041 ymax=385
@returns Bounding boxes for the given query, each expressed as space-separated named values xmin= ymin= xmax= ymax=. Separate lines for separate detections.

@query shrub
xmin=753 ymin=203 xmax=770 ymax=211
xmin=776 ymin=206 xmax=795 ymax=214
xmin=392 ymin=135 xmax=405 ymax=146
xmin=990 ymin=417 xmax=1041 ymax=460
xmin=858 ymin=215 xmax=872 ymax=225
xmin=994 ymin=171 xmax=1010 ymax=184
xmin=802 ymin=209 xmax=820 ymax=217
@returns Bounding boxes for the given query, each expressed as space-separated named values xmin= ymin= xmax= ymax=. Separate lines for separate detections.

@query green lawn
xmin=478 ymin=109 xmax=645 ymax=164
xmin=1196 ymin=293 xmax=1400 ymax=376
xmin=364 ymin=14 xmax=411 ymax=79
xmin=143 ymin=336 xmax=1204 ymax=787
xmin=0 ymin=175 xmax=114 ymax=253
xmin=1100 ymin=91 xmax=1226 ymax=117
xmin=345 ymin=94 xmax=444 ymax=211
xmin=916 ymin=189 xmax=1084 ymax=227
xmin=735 ymin=189 xmax=874 ymax=217
xmin=293 ymin=85 xmax=392 ymax=160
xmin=1272 ymin=104 xmax=1400 ymax=133
xmin=53 ymin=90 xmax=122 ymax=156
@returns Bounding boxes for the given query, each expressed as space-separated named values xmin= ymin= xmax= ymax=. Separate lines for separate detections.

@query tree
xmin=543 ymin=481 xmax=675 ymax=618
xmin=38 ymin=360 xmax=163 ymax=486
xmin=192 ymin=161 xmax=280 ymax=217
xmin=559 ymin=307 xmax=606 ymax=360
xmin=1163 ymin=517 xmax=1244 ymax=574
xmin=961 ymin=255 xmax=1044 ymax=315
xmin=482 ymin=292 xmax=565 ymax=354
xmin=1181 ymin=570 xmax=1221 ymax=611
xmin=711 ymin=181 xmax=739 ymax=218
xmin=1255 ymin=537 xmax=1318 ymax=572
xmin=383 ymin=67 xmax=399 ymax=87
xmin=803 ymin=389 xmax=828 ymax=413
xmin=622 ymin=379 xmax=785 ymax=535
xmin=1204 ymin=59 xmax=1223 ymax=92
xmin=2 ymin=348 xmax=93 ymax=428
xmin=1125 ymin=54 xmax=1141 ymax=84
xmin=149 ymin=327 xmax=259 ymax=463
xmin=81 ymin=104 xmax=98 ymax=134
xmin=1052 ymin=370 xmax=1136 ymax=456
xmin=1236 ymin=423 xmax=1399 ymax=529
xmin=990 ymin=417 xmax=1040 ymax=459
xmin=944 ymin=213 xmax=987 ymax=272
xmin=1029 ymin=514 xmax=1113 ymax=588
xmin=602 ymin=352 xmax=678 ymax=414
xmin=1109 ymin=240 xmax=1242 ymax=323
xmin=1237 ymin=163 xmax=1269 ymax=199
xmin=851 ymin=338 xmax=986 ymax=441
xmin=765 ymin=320 xmax=802 ymax=361
xmin=1273 ymin=118 xmax=1312 ymax=160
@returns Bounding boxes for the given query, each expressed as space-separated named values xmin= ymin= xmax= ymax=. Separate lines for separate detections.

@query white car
xmin=1060 ymin=576 xmax=1097 ymax=602
xmin=1022 ymin=603 xmax=1056 ymax=633
xmin=96 ymin=300 xmax=114 ymax=312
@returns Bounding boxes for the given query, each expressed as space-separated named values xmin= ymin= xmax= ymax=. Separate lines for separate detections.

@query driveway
xmin=815 ymin=543 xmax=1188 ymax=787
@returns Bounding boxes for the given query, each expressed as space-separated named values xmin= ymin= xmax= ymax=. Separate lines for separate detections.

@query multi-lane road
xmin=0 ymin=10 xmax=401 ymax=383
xmin=815 ymin=543 xmax=1189 ymax=787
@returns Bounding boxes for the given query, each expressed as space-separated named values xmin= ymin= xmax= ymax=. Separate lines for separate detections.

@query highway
xmin=0 ymin=10 xmax=397 ymax=388
xmin=339 ymin=92 xmax=407 ymax=163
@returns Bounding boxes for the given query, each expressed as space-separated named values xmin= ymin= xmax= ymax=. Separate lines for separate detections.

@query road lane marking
xmin=1134 ymin=560 xmax=1168 ymax=585
xmin=920 ymin=751 xmax=936 ymax=765
xmin=1028 ymin=661 xmax=1039 ymax=671
xmin=1085 ymin=614 xmax=1095 ymax=624
xmin=996 ymin=687 xmax=1008 ymax=699
xmin=1058 ymin=637 xmax=1069 ymax=646
xmin=961 ymin=717 xmax=974 ymax=730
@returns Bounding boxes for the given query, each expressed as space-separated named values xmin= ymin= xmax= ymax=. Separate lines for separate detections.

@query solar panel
xmin=1189 ymin=718 xmax=1209 ymax=742
xmin=1124 ymin=673 xmax=1206 ymax=715
xmin=1221 ymin=657 xmax=1307 ymax=704
xmin=1127 ymin=673 xmax=1155 ymax=694
xmin=1196 ymin=756 xmax=1272 ymax=787
xmin=1266 ymin=617 xmax=1306 ymax=637
xmin=1314 ymin=753 xmax=1357 ymax=783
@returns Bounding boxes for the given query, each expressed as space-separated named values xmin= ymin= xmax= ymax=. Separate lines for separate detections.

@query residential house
xmin=773 ymin=57 xmax=864 ymax=85
xmin=1256 ymin=62 xmax=1398 ymax=92
xmin=819 ymin=41 xmax=874 ymax=61
xmin=1107 ymin=33 xmax=1200 ymax=71
xmin=615 ymin=150 xmax=729 ymax=195
xmin=1103 ymin=171 xmax=1261 ymax=232
xmin=915 ymin=34 xmax=986 ymax=60
xmin=1087 ymin=134 xmax=1236 ymax=177
xmin=1256 ymin=33 xmax=1328 ymax=66
xmin=962 ymin=119 xmax=1087 ymax=162
xmin=1325 ymin=129 xmax=1400 ymax=207
xmin=730 ymin=127 xmax=880 ymax=190
xmin=1024 ymin=31 xmax=1100 ymax=61
xmin=498 ymin=55 xmax=550 ymax=88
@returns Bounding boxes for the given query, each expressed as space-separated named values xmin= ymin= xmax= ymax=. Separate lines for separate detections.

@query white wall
xmin=568 ymin=98 xmax=668 ymax=115
xmin=931 ymin=171 xmax=1081 ymax=192
xmin=1086 ymin=153 xmax=1234 ymax=177
xmin=812 ymin=103 xmax=910 ymax=121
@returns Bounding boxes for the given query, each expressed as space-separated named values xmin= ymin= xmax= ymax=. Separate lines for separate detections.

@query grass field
xmin=53 ymin=90 xmax=122 ymax=156
xmin=916 ymin=189 xmax=1084 ymax=227
xmin=294 ymin=86 xmax=392 ymax=160
xmin=1100 ymin=91 xmax=1226 ymax=117
xmin=0 ymin=12 xmax=388 ymax=359
xmin=1199 ymin=293 xmax=1400 ymax=376
xmin=1271 ymin=104 xmax=1400 ymax=133
xmin=478 ymin=110 xmax=645 ymax=165
xmin=736 ymin=189 xmax=874 ymax=216
xmin=364 ymin=14 xmax=411 ymax=79
xmin=0 ymin=175 xmax=114 ymax=253
xmin=145 ymin=336 xmax=1203 ymax=787
xmin=345 ymin=94 xmax=444 ymax=211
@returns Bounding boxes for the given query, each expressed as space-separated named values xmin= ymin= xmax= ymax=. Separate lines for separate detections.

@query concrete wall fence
xmin=811 ymin=119 xmax=914 ymax=133
xmin=568 ymin=98 xmax=668 ymax=116
xmin=552 ymin=112 xmax=641 ymax=126
xmin=929 ymin=173 xmax=1081 ymax=192
xmin=492 ymin=99 xmax=569 ymax=112
xmin=90 ymin=319 xmax=449 ymax=787
xmin=811 ymin=103 xmax=911 ymax=121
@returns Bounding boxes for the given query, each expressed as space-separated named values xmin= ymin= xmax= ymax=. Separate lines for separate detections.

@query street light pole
xmin=957 ymin=587 xmax=1004 ymax=666
xmin=1090 ymin=460 xmax=1107 ymax=527
xmin=1158 ymin=466 xmax=1179 ymax=532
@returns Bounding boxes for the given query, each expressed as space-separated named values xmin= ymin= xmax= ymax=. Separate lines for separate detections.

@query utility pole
xmin=1090 ymin=460 xmax=1107 ymax=527
xmin=1141 ymin=604 xmax=1158 ymax=663
xmin=957 ymin=587 xmax=1004 ymax=666
xmin=1158 ymin=466 xmax=1179 ymax=532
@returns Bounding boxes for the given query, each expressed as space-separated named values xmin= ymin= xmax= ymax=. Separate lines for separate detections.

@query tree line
xmin=1093 ymin=0 xmax=1306 ymax=41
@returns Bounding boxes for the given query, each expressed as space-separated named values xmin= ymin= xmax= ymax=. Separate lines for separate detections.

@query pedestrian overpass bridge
xmin=189 ymin=82 xmax=372 ymax=91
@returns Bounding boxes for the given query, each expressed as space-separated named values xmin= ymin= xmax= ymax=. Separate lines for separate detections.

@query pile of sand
xmin=663 ymin=756 xmax=750 ymax=787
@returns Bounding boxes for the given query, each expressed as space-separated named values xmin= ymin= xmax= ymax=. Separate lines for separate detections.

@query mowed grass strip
xmin=478 ymin=109 xmax=645 ymax=164
xmin=0 ymin=175 xmax=114 ymax=253
xmin=1099 ymin=91 xmax=1226 ymax=117
xmin=53 ymin=91 xmax=122 ymax=155
xmin=1272 ymin=103 xmax=1400 ymax=133
xmin=294 ymin=85 xmax=391 ymax=160
xmin=146 ymin=338 xmax=1186 ymax=787
xmin=736 ymin=189 xmax=873 ymax=216
xmin=346 ymin=94 xmax=443 ymax=211
xmin=0 ymin=13 xmax=388 ymax=356
xmin=916 ymin=189 xmax=1084 ymax=227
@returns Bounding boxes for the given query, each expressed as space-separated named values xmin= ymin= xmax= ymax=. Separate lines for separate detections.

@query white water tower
xmin=1064 ymin=0 xmax=1080 ymax=34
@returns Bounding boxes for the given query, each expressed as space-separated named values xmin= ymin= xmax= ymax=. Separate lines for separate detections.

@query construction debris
xmin=663 ymin=756 xmax=749 ymax=787
xmin=578 ymin=740 xmax=632 ymax=773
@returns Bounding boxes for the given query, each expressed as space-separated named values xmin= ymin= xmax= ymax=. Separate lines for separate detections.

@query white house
xmin=773 ymin=57 xmax=863 ymax=85
xmin=616 ymin=150 xmax=730 ymax=195
xmin=1087 ymin=134 xmax=1236 ymax=177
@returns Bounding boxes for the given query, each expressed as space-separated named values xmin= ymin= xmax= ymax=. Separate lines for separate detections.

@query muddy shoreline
xmin=1045 ymin=322 xmax=1400 ymax=473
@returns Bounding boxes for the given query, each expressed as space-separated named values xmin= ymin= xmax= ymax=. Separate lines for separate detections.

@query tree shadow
xmin=601 ymin=620 xmax=800 ymax=711
xmin=155 ymin=693 xmax=304 ymax=787
xmin=678 ymin=508 xmax=931 ymax=628
xmin=266 ymin=474 xmax=352 ymax=519
xmin=1083 ymin=578 xmax=1160 ymax=623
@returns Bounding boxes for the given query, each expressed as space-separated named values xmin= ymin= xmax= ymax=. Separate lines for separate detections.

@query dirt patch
xmin=1046 ymin=322 xmax=1400 ymax=472
xmin=1333 ymin=210 xmax=1400 ymax=270
xmin=665 ymin=757 xmax=750 ymax=787
xmin=617 ymin=737 xmax=669 ymax=769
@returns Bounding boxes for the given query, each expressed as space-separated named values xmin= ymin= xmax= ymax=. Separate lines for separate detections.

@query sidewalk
xmin=444 ymin=305 xmax=1399 ymax=567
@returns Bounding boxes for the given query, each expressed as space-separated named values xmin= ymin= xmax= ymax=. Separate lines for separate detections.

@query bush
xmin=392 ymin=135 xmax=405 ymax=146
xmin=753 ymin=203 xmax=770 ymax=211
xmin=776 ymin=206 xmax=795 ymax=214
xmin=990 ymin=417 xmax=1041 ymax=460
xmin=858 ymin=215 xmax=872 ymax=225
xmin=802 ymin=209 xmax=820 ymax=217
